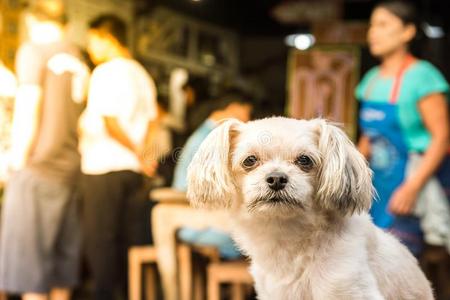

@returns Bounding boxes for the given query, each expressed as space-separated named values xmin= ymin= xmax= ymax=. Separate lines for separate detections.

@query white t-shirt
xmin=80 ymin=58 xmax=157 ymax=175
xmin=0 ymin=62 xmax=16 ymax=97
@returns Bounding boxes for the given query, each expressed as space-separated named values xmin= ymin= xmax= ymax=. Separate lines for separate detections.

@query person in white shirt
xmin=79 ymin=14 xmax=158 ymax=300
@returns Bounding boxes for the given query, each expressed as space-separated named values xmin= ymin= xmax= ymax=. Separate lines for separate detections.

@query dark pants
xmin=80 ymin=171 xmax=152 ymax=300
xmin=436 ymin=155 xmax=450 ymax=199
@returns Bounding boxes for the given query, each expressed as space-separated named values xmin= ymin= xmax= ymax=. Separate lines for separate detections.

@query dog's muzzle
xmin=265 ymin=172 xmax=288 ymax=191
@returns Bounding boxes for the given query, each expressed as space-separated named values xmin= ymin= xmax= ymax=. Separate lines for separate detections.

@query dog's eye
xmin=295 ymin=155 xmax=313 ymax=171
xmin=242 ymin=155 xmax=258 ymax=168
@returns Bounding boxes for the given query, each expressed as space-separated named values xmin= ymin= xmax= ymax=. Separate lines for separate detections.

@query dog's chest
xmin=250 ymin=256 xmax=315 ymax=299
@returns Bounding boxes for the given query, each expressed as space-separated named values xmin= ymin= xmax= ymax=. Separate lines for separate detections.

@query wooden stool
xmin=128 ymin=245 xmax=158 ymax=300
xmin=420 ymin=245 xmax=450 ymax=300
xmin=178 ymin=243 xmax=221 ymax=300
xmin=207 ymin=260 xmax=254 ymax=300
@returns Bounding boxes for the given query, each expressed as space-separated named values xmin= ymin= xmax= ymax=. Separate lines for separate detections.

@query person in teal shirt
xmin=172 ymin=92 xmax=253 ymax=259
xmin=357 ymin=60 xmax=449 ymax=153
xmin=357 ymin=0 xmax=450 ymax=256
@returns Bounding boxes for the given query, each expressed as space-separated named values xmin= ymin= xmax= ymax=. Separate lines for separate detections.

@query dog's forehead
xmin=233 ymin=117 xmax=319 ymax=160
xmin=239 ymin=117 xmax=317 ymax=144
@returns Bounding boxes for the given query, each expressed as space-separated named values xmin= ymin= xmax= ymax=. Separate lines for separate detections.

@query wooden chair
xmin=178 ymin=243 xmax=221 ymax=300
xmin=178 ymin=241 xmax=254 ymax=300
xmin=150 ymin=188 xmax=243 ymax=300
xmin=207 ymin=260 xmax=254 ymax=300
xmin=129 ymin=238 xmax=223 ymax=300
xmin=128 ymin=245 xmax=158 ymax=300
xmin=420 ymin=245 xmax=450 ymax=300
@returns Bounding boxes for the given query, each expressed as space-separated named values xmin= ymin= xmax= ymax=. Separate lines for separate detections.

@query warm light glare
xmin=0 ymin=68 xmax=16 ymax=97
xmin=26 ymin=14 xmax=63 ymax=44
xmin=31 ymin=23 xmax=62 ymax=43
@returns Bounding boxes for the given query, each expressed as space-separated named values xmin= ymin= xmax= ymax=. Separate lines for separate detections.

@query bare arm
xmin=103 ymin=116 xmax=158 ymax=177
xmin=140 ymin=120 xmax=158 ymax=158
xmin=389 ymin=93 xmax=449 ymax=214
xmin=103 ymin=116 xmax=137 ymax=153
xmin=407 ymin=93 xmax=449 ymax=189
xmin=9 ymin=85 xmax=42 ymax=170
xmin=137 ymin=118 xmax=160 ymax=177
xmin=357 ymin=134 xmax=371 ymax=159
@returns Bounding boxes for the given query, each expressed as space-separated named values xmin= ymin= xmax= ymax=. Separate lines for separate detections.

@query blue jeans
xmin=177 ymin=227 xmax=242 ymax=260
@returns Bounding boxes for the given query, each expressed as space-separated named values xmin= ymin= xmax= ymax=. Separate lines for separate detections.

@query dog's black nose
xmin=266 ymin=172 xmax=288 ymax=191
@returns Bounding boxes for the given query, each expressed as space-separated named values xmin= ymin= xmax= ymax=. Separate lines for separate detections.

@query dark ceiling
xmin=149 ymin=0 xmax=450 ymax=36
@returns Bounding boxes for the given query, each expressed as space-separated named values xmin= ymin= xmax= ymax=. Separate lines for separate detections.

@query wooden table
xmin=150 ymin=188 xmax=232 ymax=300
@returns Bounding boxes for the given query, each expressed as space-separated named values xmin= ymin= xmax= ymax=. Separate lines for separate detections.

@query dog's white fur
xmin=187 ymin=117 xmax=433 ymax=300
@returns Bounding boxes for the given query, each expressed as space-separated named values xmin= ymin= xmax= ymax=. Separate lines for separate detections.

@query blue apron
xmin=360 ymin=102 xmax=408 ymax=228
xmin=359 ymin=56 xmax=424 ymax=256
xmin=359 ymin=56 xmax=414 ymax=229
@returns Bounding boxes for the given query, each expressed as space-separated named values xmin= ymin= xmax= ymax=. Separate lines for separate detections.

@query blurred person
xmin=0 ymin=7 xmax=17 ymax=182
xmin=0 ymin=11 xmax=17 ymax=100
xmin=0 ymin=62 xmax=16 ymax=100
xmin=160 ymin=74 xmax=211 ymax=187
xmin=0 ymin=1 xmax=88 ymax=299
xmin=357 ymin=0 xmax=450 ymax=256
xmin=0 ymin=60 xmax=17 ymax=181
xmin=79 ymin=14 xmax=158 ymax=300
xmin=182 ymin=75 xmax=210 ymax=108
xmin=0 ymin=62 xmax=16 ymax=163
xmin=172 ymin=92 xmax=253 ymax=259
xmin=182 ymin=75 xmax=213 ymax=132
xmin=150 ymin=99 xmax=183 ymax=187
xmin=168 ymin=68 xmax=188 ymax=131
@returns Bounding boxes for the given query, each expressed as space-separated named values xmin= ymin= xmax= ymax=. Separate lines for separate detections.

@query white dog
xmin=187 ymin=117 xmax=433 ymax=300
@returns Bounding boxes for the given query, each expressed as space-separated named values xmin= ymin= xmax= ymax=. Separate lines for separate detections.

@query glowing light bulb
xmin=284 ymin=34 xmax=315 ymax=50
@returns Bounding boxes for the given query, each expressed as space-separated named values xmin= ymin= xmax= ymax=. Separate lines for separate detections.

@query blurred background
xmin=1 ymin=0 xmax=448 ymax=120
xmin=1 ymin=1 xmax=450 ymax=300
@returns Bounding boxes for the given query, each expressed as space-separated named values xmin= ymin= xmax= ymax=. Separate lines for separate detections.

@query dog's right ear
xmin=187 ymin=119 xmax=242 ymax=209
xmin=315 ymin=120 xmax=374 ymax=216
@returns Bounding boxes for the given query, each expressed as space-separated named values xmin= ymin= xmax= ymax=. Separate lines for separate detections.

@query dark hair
xmin=214 ymin=90 xmax=254 ymax=111
xmin=182 ymin=75 xmax=211 ymax=103
xmin=375 ymin=0 xmax=418 ymax=26
xmin=89 ymin=14 xmax=128 ymax=47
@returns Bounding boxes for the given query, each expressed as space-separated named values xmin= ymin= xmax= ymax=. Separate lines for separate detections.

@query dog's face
xmin=230 ymin=118 xmax=320 ymax=217
xmin=187 ymin=117 xmax=373 ymax=218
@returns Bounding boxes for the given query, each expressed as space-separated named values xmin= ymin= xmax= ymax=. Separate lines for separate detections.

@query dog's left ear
xmin=187 ymin=119 xmax=243 ymax=209
xmin=315 ymin=120 xmax=374 ymax=215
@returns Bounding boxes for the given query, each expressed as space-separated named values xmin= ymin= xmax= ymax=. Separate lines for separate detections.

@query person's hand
xmin=388 ymin=181 xmax=420 ymax=215
xmin=136 ymin=146 xmax=158 ymax=177
xmin=140 ymin=159 xmax=158 ymax=177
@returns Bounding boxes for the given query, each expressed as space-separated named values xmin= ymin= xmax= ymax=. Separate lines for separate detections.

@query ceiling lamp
xmin=285 ymin=33 xmax=316 ymax=50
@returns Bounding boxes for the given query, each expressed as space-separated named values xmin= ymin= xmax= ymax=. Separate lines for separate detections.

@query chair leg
xmin=144 ymin=265 xmax=157 ymax=300
xmin=231 ymin=284 xmax=245 ymax=300
xmin=207 ymin=266 xmax=220 ymax=300
xmin=129 ymin=250 xmax=142 ymax=300
xmin=193 ymin=260 xmax=205 ymax=300
xmin=244 ymin=284 xmax=254 ymax=298
xmin=178 ymin=244 xmax=193 ymax=300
